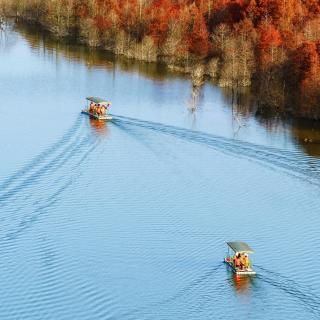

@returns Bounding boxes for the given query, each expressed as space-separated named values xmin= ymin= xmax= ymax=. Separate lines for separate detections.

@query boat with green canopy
xmin=82 ymin=97 xmax=112 ymax=120
xmin=224 ymin=241 xmax=256 ymax=275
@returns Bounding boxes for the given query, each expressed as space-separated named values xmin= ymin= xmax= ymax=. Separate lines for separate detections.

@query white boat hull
xmin=224 ymin=258 xmax=256 ymax=276
xmin=82 ymin=110 xmax=112 ymax=120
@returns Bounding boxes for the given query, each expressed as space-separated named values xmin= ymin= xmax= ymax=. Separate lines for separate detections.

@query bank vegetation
xmin=1 ymin=0 xmax=320 ymax=118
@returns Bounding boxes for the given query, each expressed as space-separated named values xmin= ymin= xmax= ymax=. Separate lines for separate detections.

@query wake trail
xmin=0 ymin=114 xmax=84 ymax=194
xmin=120 ymin=263 xmax=225 ymax=319
xmin=0 ymin=131 xmax=89 ymax=207
xmin=112 ymin=115 xmax=320 ymax=187
xmin=255 ymin=265 xmax=320 ymax=316
xmin=2 ymin=138 xmax=101 ymax=243
xmin=0 ymin=114 xmax=101 ymax=242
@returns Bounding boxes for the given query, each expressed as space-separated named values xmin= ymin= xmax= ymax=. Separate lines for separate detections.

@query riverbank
xmin=4 ymin=15 xmax=221 ymax=88
xmin=1 ymin=0 xmax=320 ymax=119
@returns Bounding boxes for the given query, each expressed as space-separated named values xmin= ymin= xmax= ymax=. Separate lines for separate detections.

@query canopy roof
xmin=227 ymin=241 xmax=254 ymax=254
xmin=86 ymin=97 xmax=109 ymax=104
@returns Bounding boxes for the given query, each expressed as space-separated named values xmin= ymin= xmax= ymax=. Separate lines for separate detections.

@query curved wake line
xmin=0 ymin=118 xmax=88 ymax=207
xmin=0 ymin=114 xmax=101 ymax=243
xmin=255 ymin=265 xmax=320 ymax=316
xmin=0 ymin=132 xmax=89 ymax=207
xmin=0 ymin=114 xmax=84 ymax=194
xmin=1 ymin=139 xmax=100 ymax=243
xmin=112 ymin=115 xmax=320 ymax=187
xmin=119 ymin=263 xmax=225 ymax=319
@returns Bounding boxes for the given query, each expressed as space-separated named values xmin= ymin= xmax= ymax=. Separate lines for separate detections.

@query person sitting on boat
xmin=234 ymin=253 xmax=241 ymax=269
xmin=239 ymin=253 xmax=250 ymax=270
xmin=242 ymin=254 xmax=250 ymax=269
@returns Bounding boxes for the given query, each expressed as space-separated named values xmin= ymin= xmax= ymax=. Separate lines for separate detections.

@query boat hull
xmin=224 ymin=258 xmax=256 ymax=276
xmin=82 ymin=110 xmax=112 ymax=120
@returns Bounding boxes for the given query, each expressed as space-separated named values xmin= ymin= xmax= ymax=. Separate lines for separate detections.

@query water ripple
xmin=112 ymin=115 xmax=320 ymax=186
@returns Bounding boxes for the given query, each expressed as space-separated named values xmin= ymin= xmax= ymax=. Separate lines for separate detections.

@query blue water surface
xmin=0 ymin=22 xmax=320 ymax=320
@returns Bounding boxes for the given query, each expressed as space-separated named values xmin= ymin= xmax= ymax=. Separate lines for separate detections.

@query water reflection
xmin=188 ymin=85 xmax=204 ymax=113
xmin=2 ymin=21 xmax=320 ymax=319
xmin=88 ymin=118 xmax=109 ymax=136
xmin=11 ymin=19 xmax=320 ymax=158
xmin=229 ymin=274 xmax=255 ymax=296
xmin=13 ymin=21 xmax=185 ymax=83
xmin=291 ymin=119 xmax=320 ymax=157
xmin=221 ymin=87 xmax=320 ymax=157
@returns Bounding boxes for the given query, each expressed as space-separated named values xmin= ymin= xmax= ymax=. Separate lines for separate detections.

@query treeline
xmin=2 ymin=0 xmax=320 ymax=118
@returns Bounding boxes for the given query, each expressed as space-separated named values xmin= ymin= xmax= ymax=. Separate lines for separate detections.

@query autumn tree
xmin=187 ymin=5 xmax=209 ymax=56
xmin=258 ymin=20 xmax=282 ymax=66
xmin=3 ymin=0 xmax=320 ymax=117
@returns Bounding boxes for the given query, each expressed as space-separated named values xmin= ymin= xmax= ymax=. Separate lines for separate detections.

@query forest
xmin=1 ymin=0 xmax=320 ymax=118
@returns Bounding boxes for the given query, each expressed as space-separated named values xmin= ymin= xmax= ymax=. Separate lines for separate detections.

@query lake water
xmin=1 ymin=21 xmax=320 ymax=319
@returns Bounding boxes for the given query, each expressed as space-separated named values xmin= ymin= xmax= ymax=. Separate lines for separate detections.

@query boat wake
xmin=0 ymin=114 xmax=100 ymax=243
xmin=112 ymin=115 xmax=320 ymax=187
xmin=119 ymin=262 xmax=225 ymax=319
xmin=255 ymin=265 xmax=320 ymax=316
xmin=0 ymin=115 xmax=82 ymax=194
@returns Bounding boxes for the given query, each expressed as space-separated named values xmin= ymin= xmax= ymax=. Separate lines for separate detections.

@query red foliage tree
xmin=95 ymin=15 xmax=112 ymax=31
xmin=304 ymin=0 xmax=320 ymax=18
xmin=118 ymin=0 xmax=139 ymax=36
xmin=146 ymin=0 xmax=179 ymax=45
xmin=291 ymin=42 xmax=320 ymax=84
xmin=252 ymin=0 xmax=283 ymax=23
xmin=258 ymin=21 xmax=282 ymax=65
xmin=74 ymin=1 xmax=88 ymax=18
xmin=288 ymin=41 xmax=320 ymax=113
xmin=188 ymin=6 xmax=210 ymax=56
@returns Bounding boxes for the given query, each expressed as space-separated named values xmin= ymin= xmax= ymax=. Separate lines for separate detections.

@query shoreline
xmin=2 ymin=14 xmax=320 ymax=121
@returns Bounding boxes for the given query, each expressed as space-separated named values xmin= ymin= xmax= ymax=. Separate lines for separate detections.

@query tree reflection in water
xmin=14 ymin=20 xmax=320 ymax=158
xmin=221 ymin=87 xmax=320 ymax=158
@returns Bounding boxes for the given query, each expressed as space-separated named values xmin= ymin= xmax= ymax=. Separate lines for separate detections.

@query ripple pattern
xmin=112 ymin=115 xmax=320 ymax=187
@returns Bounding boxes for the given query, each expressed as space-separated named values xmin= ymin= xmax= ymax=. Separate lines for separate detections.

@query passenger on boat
xmin=234 ymin=253 xmax=241 ymax=269
xmin=242 ymin=254 xmax=250 ymax=269
xmin=239 ymin=254 xmax=250 ymax=270
xmin=89 ymin=102 xmax=95 ymax=113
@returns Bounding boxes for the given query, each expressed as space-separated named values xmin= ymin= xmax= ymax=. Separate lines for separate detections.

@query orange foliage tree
xmin=258 ymin=21 xmax=282 ymax=65
xmin=188 ymin=5 xmax=210 ymax=56
xmin=5 ymin=0 xmax=320 ymax=117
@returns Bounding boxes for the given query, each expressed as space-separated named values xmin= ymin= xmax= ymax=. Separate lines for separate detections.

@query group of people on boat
xmin=233 ymin=252 xmax=251 ymax=270
xmin=89 ymin=102 xmax=110 ymax=116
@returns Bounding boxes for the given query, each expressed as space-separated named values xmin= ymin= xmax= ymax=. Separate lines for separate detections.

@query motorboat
xmin=224 ymin=241 xmax=256 ymax=276
xmin=82 ymin=97 xmax=112 ymax=120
